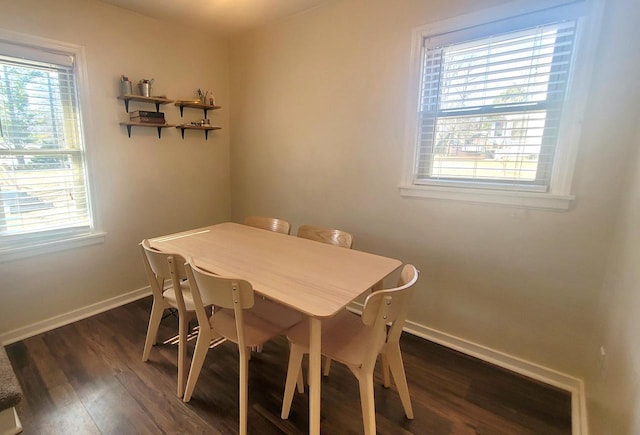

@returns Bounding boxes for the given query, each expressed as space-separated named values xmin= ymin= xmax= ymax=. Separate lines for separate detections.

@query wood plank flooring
xmin=5 ymin=297 xmax=571 ymax=434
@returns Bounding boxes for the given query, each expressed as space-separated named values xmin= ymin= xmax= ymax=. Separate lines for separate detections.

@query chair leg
xmin=183 ymin=327 xmax=211 ymax=402
xmin=290 ymin=341 xmax=304 ymax=392
xmin=142 ymin=300 xmax=164 ymax=362
xmin=239 ymin=346 xmax=250 ymax=435
xmin=357 ymin=371 xmax=377 ymax=435
xmin=281 ymin=344 xmax=305 ymax=419
xmin=296 ymin=369 xmax=304 ymax=394
xmin=323 ymin=356 xmax=332 ymax=376
xmin=385 ymin=345 xmax=413 ymax=419
xmin=176 ymin=312 xmax=189 ymax=398
xmin=381 ymin=352 xmax=391 ymax=388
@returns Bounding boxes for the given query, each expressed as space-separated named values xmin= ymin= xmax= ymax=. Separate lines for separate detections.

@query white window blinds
xmin=0 ymin=44 xmax=92 ymax=249
xmin=415 ymin=10 xmax=581 ymax=191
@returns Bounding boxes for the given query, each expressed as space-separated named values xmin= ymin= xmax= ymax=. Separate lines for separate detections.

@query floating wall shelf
xmin=176 ymin=124 xmax=222 ymax=140
xmin=175 ymin=101 xmax=222 ymax=118
xmin=118 ymin=94 xmax=173 ymax=112
xmin=120 ymin=122 xmax=176 ymax=138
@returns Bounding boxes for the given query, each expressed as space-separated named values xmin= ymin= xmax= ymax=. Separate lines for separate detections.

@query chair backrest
xmin=244 ymin=216 xmax=291 ymax=234
xmin=139 ymin=239 xmax=189 ymax=312
xmin=360 ymin=265 xmax=419 ymax=362
xmin=296 ymin=224 xmax=353 ymax=248
xmin=184 ymin=258 xmax=255 ymax=349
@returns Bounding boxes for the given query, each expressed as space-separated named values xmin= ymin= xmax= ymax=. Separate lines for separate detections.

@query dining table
xmin=149 ymin=222 xmax=402 ymax=434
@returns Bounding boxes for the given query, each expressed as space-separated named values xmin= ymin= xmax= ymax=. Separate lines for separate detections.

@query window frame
xmin=400 ymin=0 xmax=605 ymax=210
xmin=0 ymin=29 xmax=104 ymax=262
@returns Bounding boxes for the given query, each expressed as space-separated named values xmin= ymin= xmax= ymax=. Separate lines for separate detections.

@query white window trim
xmin=400 ymin=0 xmax=605 ymax=210
xmin=0 ymin=231 xmax=106 ymax=263
xmin=0 ymin=28 xmax=104 ymax=261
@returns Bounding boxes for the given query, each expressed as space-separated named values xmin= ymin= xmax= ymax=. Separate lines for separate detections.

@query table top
xmin=149 ymin=222 xmax=402 ymax=318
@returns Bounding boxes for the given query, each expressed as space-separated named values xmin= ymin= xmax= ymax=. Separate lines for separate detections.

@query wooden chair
xmin=243 ymin=215 xmax=292 ymax=354
xmin=297 ymin=224 xmax=353 ymax=376
xmin=140 ymin=239 xmax=195 ymax=398
xmin=244 ymin=216 xmax=291 ymax=234
xmin=296 ymin=224 xmax=353 ymax=249
xmin=281 ymin=264 xmax=419 ymax=435
xmin=182 ymin=258 xmax=303 ymax=435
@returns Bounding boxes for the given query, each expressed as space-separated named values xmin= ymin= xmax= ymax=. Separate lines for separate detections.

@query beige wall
xmin=584 ymin=1 xmax=640 ymax=432
xmin=0 ymin=0 xmax=231 ymax=333
xmin=587 ymin=118 xmax=640 ymax=434
xmin=229 ymin=0 xmax=640 ymax=384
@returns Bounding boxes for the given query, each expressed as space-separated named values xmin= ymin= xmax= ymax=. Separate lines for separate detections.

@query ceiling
xmin=97 ymin=0 xmax=330 ymax=37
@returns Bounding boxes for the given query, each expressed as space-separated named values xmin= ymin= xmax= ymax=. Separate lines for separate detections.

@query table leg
xmin=309 ymin=317 xmax=321 ymax=435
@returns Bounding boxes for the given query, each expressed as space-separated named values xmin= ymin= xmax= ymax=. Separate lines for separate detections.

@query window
xmin=0 ymin=32 xmax=102 ymax=259
xmin=401 ymin=1 xmax=602 ymax=209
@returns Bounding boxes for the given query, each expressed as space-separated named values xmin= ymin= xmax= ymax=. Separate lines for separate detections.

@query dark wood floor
xmin=6 ymin=297 xmax=571 ymax=434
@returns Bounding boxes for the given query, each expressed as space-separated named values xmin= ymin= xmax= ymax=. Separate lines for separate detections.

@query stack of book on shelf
xmin=130 ymin=110 xmax=165 ymax=124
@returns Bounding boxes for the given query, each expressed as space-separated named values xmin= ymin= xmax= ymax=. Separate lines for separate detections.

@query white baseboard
xmin=0 ymin=287 xmax=151 ymax=346
xmin=403 ymin=321 xmax=588 ymax=435
xmin=348 ymin=302 xmax=589 ymax=435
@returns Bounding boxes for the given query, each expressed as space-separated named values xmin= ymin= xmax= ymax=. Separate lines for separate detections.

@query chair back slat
xmin=140 ymin=239 xmax=189 ymax=312
xmin=358 ymin=293 xmax=394 ymax=367
xmin=185 ymin=259 xmax=255 ymax=310
xmin=244 ymin=216 xmax=291 ymax=234
xmin=296 ymin=224 xmax=353 ymax=248
xmin=361 ymin=265 xmax=418 ymax=327
xmin=385 ymin=265 xmax=418 ymax=343
xmin=140 ymin=239 xmax=187 ymax=280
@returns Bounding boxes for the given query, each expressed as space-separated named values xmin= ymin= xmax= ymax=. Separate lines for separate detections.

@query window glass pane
xmin=415 ymin=20 xmax=577 ymax=189
xmin=438 ymin=23 xmax=574 ymax=112
xmin=0 ymin=48 xmax=91 ymax=242
xmin=428 ymin=112 xmax=547 ymax=182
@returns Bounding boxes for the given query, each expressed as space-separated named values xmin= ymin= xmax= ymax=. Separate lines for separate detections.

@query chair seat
xmin=286 ymin=310 xmax=379 ymax=368
xmin=211 ymin=298 xmax=303 ymax=347
xmin=162 ymin=280 xmax=196 ymax=311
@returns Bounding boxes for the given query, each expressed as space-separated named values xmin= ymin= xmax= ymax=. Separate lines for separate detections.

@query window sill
xmin=398 ymin=184 xmax=574 ymax=210
xmin=0 ymin=231 xmax=107 ymax=263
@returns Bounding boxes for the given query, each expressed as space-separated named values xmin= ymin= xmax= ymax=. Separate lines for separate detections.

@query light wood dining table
xmin=149 ymin=222 xmax=402 ymax=434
